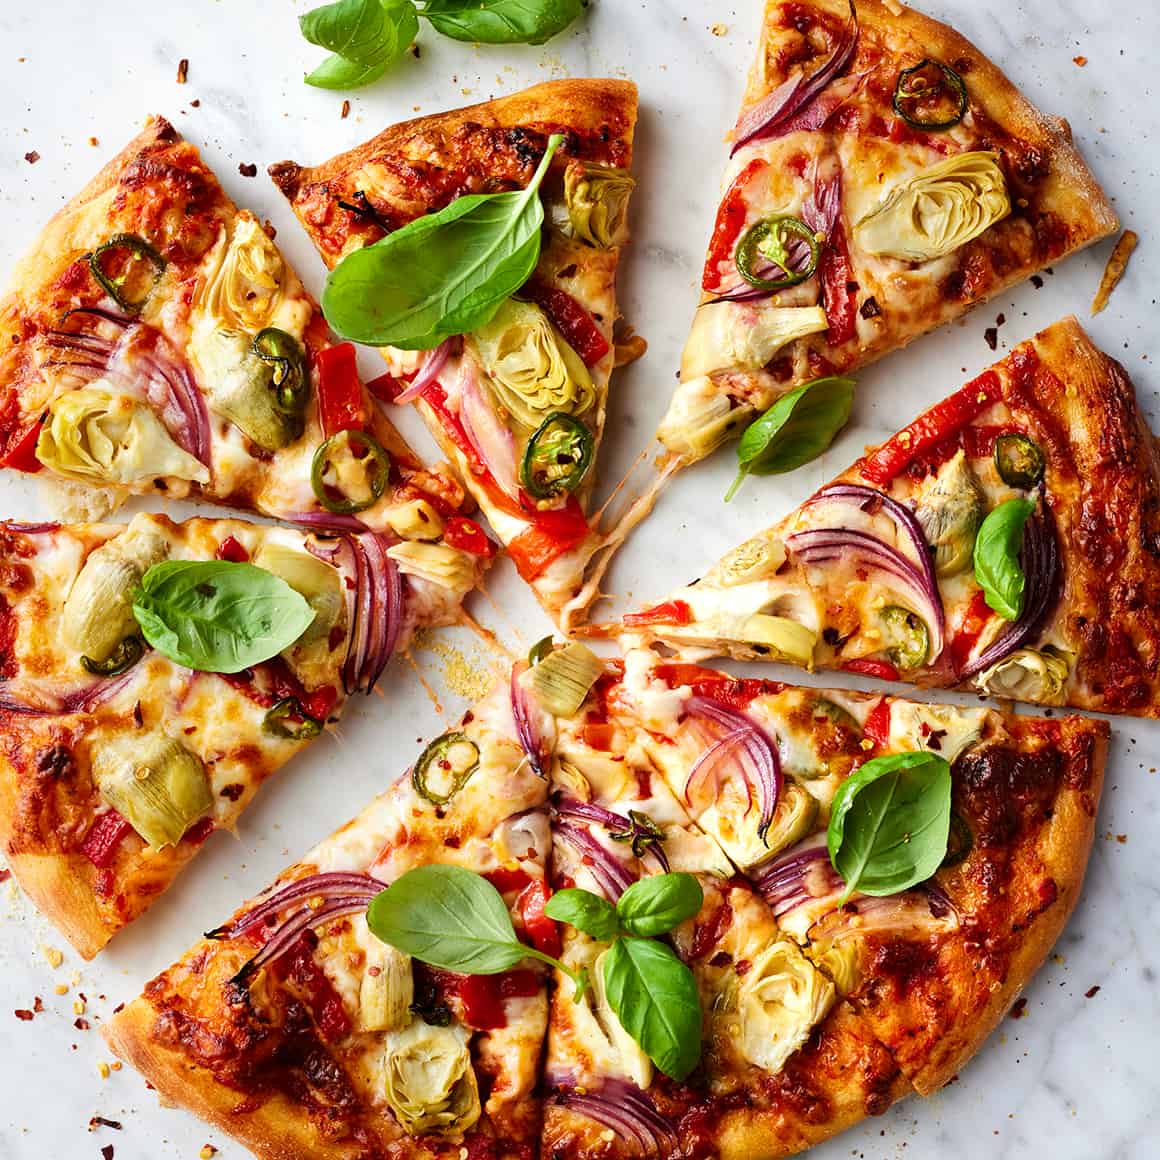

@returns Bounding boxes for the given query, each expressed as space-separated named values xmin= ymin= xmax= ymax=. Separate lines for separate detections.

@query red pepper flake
xmin=1084 ymin=985 xmax=1101 ymax=999
xmin=34 ymin=996 xmax=44 ymax=1013
xmin=74 ymin=1017 xmax=90 ymax=1030
xmin=88 ymin=1116 xmax=123 ymax=1132
xmin=102 ymin=1147 xmax=115 ymax=1160
xmin=190 ymin=98 xmax=201 ymax=108
xmin=176 ymin=58 xmax=189 ymax=84
xmin=1009 ymin=997 xmax=1028 ymax=1019
xmin=0 ymin=868 xmax=9 ymax=883
xmin=341 ymin=100 xmax=351 ymax=119
xmin=1030 ymin=274 xmax=1044 ymax=289
xmin=238 ymin=162 xmax=258 ymax=178
xmin=984 ymin=326 xmax=998 ymax=351
xmin=24 ymin=151 xmax=39 ymax=164
xmin=1073 ymin=55 xmax=1088 ymax=67
xmin=14 ymin=1009 xmax=33 ymax=1021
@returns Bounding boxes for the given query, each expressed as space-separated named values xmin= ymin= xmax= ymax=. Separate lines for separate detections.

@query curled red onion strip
xmin=232 ymin=897 xmax=378 ymax=981
xmin=731 ymin=1 xmax=858 ymax=155
xmin=0 ymin=668 xmax=138 ymax=716
xmin=553 ymin=795 xmax=670 ymax=873
xmin=553 ymin=821 xmax=636 ymax=901
xmin=553 ymin=1081 xmax=678 ymax=1156
xmin=752 ymin=834 xmax=842 ymax=917
xmin=394 ymin=339 xmax=452 ymax=404
xmin=286 ymin=511 xmax=370 ymax=533
xmin=210 ymin=872 xmax=382 ymax=940
xmin=683 ymin=696 xmax=781 ymax=840
xmin=959 ymin=505 xmax=1060 ymax=679
xmin=511 ymin=662 xmax=549 ymax=778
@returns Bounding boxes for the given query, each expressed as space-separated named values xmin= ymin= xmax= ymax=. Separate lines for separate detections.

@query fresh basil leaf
xmin=601 ymin=936 xmax=702 ymax=1081
xmin=827 ymin=751 xmax=952 ymax=903
xmin=419 ymin=0 xmax=585 ymax=44
xmin=725 ymin=376 xmax=856 ymax=502
xmin=973 ymin=497 xmax=1035 ymax=620
xmin=322 ymin=134 xmax=562 ymax=348
xmin=301 ymin=0 xmax=418 ymax=89
xmin=545 ymin=887 xmax=620 ymax=942
xmin=615 ymin=872 xmax=703 ymax=938
xmin=132 ymin=561 xmax=315 ymax=674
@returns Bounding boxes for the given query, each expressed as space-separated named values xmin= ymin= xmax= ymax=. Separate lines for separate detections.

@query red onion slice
xmin=511 ymin=661 xmax=550 ymax=778
xmin=958 ymin=504 xmax=1060 ymax=679
xmin=285 ymin=511 xmax=370 ymax=533
xmin=751 ymin=833 xmax=843 ymax=917
xmin=552 ymin=1080 xmax=678 ymax=1156
xmin=802 ymin=168 xmax=843 ymax=240
xmin=459 ymin=368 xmax=519 ymax=496
xmin=553 ymin=821 xmax=636 ymax=901
xmin=553 ymin=795 xmax=670 ymax=873
xmin=682 ymin=695 xmax=781 ymax=842
xmin=209 ymin=871 xmax=383 ymax=940
xmin=394 ymin=339 xmax=452 ymax=404
xmin=731 ymin=0 xmax=858 ymax=155
xmin=0 ymin=669 xmax=139 ymax=716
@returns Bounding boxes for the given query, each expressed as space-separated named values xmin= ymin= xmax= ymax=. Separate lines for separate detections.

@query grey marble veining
xmin=0 ymin=1 xmax=1158 ymax=1156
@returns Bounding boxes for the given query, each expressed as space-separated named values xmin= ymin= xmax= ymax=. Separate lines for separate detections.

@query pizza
xmin=0 ymin=511 xmax=460 ymax=958
xmin=0 ymin=116 xmax=493 ymax=610
xmin=269 ymin=79 xmax=642 ymax=631
xmin=625 ymin=317 xmax=1160 ymax=717
xmin=104 ymin=644 xmax=1107 ymax=1158
xmin=656 ymin=0 xmax=1117 ymax=467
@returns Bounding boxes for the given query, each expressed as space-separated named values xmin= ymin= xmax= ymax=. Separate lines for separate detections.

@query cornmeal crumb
xmin=200 ymin=1147 xmax=218 ymax=1159
xmin=73 ymin=998 xmax=86 ymax=1016
xmin=860 ymin=738 xmax=874 ymax=751
xmin=43 ymin=946 xmax=64 ymax=969
xmin=710 ymin=22 xmax=727 ymax=35
xmin=97 ymin=1062 xmax=110 ymax=1079
xmin=54 ymin=984 xmax=69 ymax=996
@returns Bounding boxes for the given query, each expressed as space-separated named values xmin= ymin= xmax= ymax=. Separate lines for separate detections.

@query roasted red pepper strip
xmin=216 ymin=535 xmax=249 ymax=563
xmin=281 ymin=937 xmax=351 ymax=1041
xmin=817 ymin=223 xmax=858 ymax=346
xmin=316 ymin=343 xmax=367 ymax=437
xmin=859 ymin=370 xmax=1003 ymax=486
xmin=702 ymin=158 xmax=768 ymax=292
xmin=183 ymin=817 xmax=216 ymax=846
xmin=507 ymin=497 xmax=592 ymax=582
xmin=623 ymin=599 xmax=694 ymax=628
xmin=81 ymin=810 xmax=133 ymax=868
xmin=517 ymin=880 xmax=561 ymax=959
xmin=485 ymin=866 xmax=533 ymax=894
xmin=862 ymin=698 xmax=892 ymax=748
xmin=523 ymin=281 xmax=610 ymax=367
xmin=221 ymin=657 xmax=337 ymax=724
xmin=949 ymin=587 xmax=995 ymax=674
xmin=841 ymin=658 xmax=901 ymax=682
xmin=456 ymin=969 xmax=540 ymax=1030
xmin=442 ymin=516 xmax=496 ymax=558
xmin=1 ymin=418 xmax=44 ymax=473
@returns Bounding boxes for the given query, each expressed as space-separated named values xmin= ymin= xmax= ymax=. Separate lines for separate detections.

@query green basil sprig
xmin=973 ymin=497 xmax=1035 ymax=620
xmin=301 ymin=0 xmax=419 ymax=90
xmin=132 ymin=561 xmax=316 ymax=674
xmin=827 ymin=751 xmax=952 ymax=903
xmin=323 ymin=134 xmax=563 ymax=349
xmin=421 ymin=0 xmax=586 ymax=43
xmin=725 ymin=376 xmax=856 ymax=502
xmin=546 ymin=873 xmax=704 ymax=1080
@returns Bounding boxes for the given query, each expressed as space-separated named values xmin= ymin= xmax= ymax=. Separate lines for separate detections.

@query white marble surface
xmin=0 ymin=1 xmax=1157 ymax=1157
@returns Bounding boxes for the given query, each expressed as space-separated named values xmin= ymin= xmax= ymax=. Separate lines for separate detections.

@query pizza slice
xmin=0 ymin=115 xmax=491 ymax=610
xmin=103 ymin=678 xmax=552 ymax=1160
xmin=270 ymin=79 xmax=641 ymax=630
xmin=626 ymin=655 xmax=1107 ymax=1096
xmin=0 ymin=511 xmax=470 ymax=957
xmin=657 ymin=0 xmax=1117 ymax=467
xmin=626 ymin=317 xmax=1160 ymax=716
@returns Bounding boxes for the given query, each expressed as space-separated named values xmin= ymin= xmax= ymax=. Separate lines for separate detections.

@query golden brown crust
xmin=5 ymin=850 xmax=114 ymax=959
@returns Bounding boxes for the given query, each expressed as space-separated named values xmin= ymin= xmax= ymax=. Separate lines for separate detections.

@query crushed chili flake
xmin=191 ymin=98 xmax=201 ymax=108
xmin=14 ymin=1009 xmax=33 ymax=1021
xmin=1084 ymin=985 xmax=1101 ymax=999
xmin=1073 ymin=55 xmax=1087 ymax=66
xmin=88 ymin=136 xmax=99 ymax=146
xmin=984 ymin=326 xmax=998 ymax=350
xmin=1009 ymin=998 xmax=1028 ymax=1019
xmin=102 ymin=1147 xmax=115 ymax=1160
xmin=341 ymin=99 xmax=351 ymax=119
xmin=0 ymin=868 xmax=10 ymax=883
xmin=177 ymin=58 xmax=189 ymax=84
xmin=1031 ymin=274 xmax=1044 ymax=289
xmin=24 ymin=151 xmax=40 ymax=164
xmin=88 ymin=1116 xmax=123 ymax=1132
xmin=75 ymin=1017 xmax=90 ymax=1031
xmin=34 ymin=996 xmax=44 ymax=1013
xmin=238 ymin=162 xmax=257 ymax=178
xmin=860 ymin=295 xmax=882 ymax=319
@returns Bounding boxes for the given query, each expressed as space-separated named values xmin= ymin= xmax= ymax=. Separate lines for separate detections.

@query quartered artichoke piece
xmin=561 ymin=160 xmax=635 ymax=249
xmin=737 ymin=613 xmax=817 ymax=666
xmin=90 ymin=731 xmax=212 ymax=849
xmin=805 ymin=939 xmax=860 ymax=997
xmin=471 ymin=299 xmax=595 ymax=430
xmin=716 ymin=537 xmax=786 ymax=586
xmin=387 ymin=541 xmax=477 ymax=595
xmin=682 ymin=303 xmax=829 ymax=379
xmin=915 ymin=450 xmax=985 ymax=577
xmin=62 ymin=515 xmax=170 ymax=664
xmin=252 ymin=541 xmax=344 ymax=646
xmin=734 ymin=941 xmax=835 ymax=1075
xmin=656 ymin=376 xmax=744 ymax=461
xmin=381 ymin=1020 xmax=481 ymax=1135
xmin=528 ymin=641 xmax=603 ymax=717
xmin=37 ymin=386 xmax=209 ymax=485
xmin=888 ymin=702 xmax=987 ymax=764
xmin=755 ymin=782 xmax=818 ymax=861
xmin=977 ymin=645 xmax=1070 ymax=704
xmin=193 ymin=328 xmax=302 ymax=451
xmin=358 ymin=929 xmax=414 ymax=1033
xmin=200 ymin=213 xmax=287 ymax=331
xmin=855 ymin=151 xmax=1010 ymax=262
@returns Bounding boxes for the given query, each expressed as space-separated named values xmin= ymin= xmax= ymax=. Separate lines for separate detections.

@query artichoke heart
xmin=562 ymin=160 xmax=635 ymax=249
xmin=528 ymin=642 xmax=603 ymax=718
xmin=657 ymin=375 xmax=746 ymax=461
xmin=382 ymin=1020 xmax=480 ymax=1136
xmin=738 ymin=613 xmax=817 ymax=667
xmin=805 ymin=940 xmax=860 ymax=997
xmin=717 ymin=537 xmax=786 ymax=586
xmin=977 ymin=646 xmax=1070 ymax=704
xmin=915 ymin=450 xmax=985 ymax=577
xmin=252 ymin=541 xmax=344 ymax=646
xmin=754 ymin=782 xmax=818 ymax=862
xmin=888 ymin=701 xmax=986 ymax=764
xmin=736 ymin=940 xmax=835 ymax=1075
xmin=193 ymin=328 xmax=301 ymax=451
xmin=62 ymin=514 xmax=170 ymax=663
xmin=387 ymin=541 xmax=477 ymax=596
xmin=681 ymin=303 xmax=829 ymax=380
xmin=198 ymin=212 xmax=294 ymax=331
xmin=855 ymin=151 xmax=1010 ymax=262
xmin=90 ymin=731 xmax=212 ymax=850
xmin=358 ymin=933 xmax=414 ymax=1033
xmin=384 ymin=498 xmax=445 ymax=542
xmin=37 ymin=386 xmax=209 ymax=486
xmin=471 ymin=299 xmax=595 ymax=431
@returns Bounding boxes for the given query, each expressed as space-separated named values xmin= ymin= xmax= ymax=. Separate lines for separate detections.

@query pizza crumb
xmin=1092 ymin=230 xmax=1138 ymax=315
xmin=177 ymin=58 xmax=189 ymax=84
xmin=24 ymin=150 xmax=40 ymax=164
xmin=710 ymin=22 xmax=728 ymax=35
xmin=42 ymin=945 xmax=64 ymax=969
xmin=238 ymin=162 xmax=258 ymax=178
xmin=341 ymin=99 xmax=351 ymax=119
xmin=88 ymin=1116 xmax=123 ymax=1132
xmin=1084 ymin=985 xmax=1100 ymax=998
xmin=1073 ymin=55 xmax=1087 ymax=66
xmin=1116 ymin=833 xmax=1127 ymax=843
xmin=1031 ymin=274 xmax=1044 ymax=289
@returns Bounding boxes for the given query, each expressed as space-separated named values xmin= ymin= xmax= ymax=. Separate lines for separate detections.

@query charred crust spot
xmin=35 ymin=744 xmax=74 ymax=780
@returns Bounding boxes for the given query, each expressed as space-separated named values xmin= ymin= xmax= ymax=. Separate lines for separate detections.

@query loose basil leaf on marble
xmin=322 ymin=134 xmax=563 ymax=348
xmin=615 ymin=872 xmax=703 ymax=938
xmin=725 ymin=376 xmax=856 ymax=502
xmin=419 ymin=0 xmax=586 ymax=44
xmin=601 ymin=936 xmax=702 ymax=1081
xmin=545 ymin=887 xmax=621 ymax=942
xmin=132 ymin=561 xmax=315 ymax=674
xmin=367 ymin=864 xmax=587 ymax=991
xmin=827 ymin=751 xmax=952 ymax=903
xmin=301 ymin=0 xmax=419 ymax=90
xmin=973 ymin=497 xmax=1035 ymax=620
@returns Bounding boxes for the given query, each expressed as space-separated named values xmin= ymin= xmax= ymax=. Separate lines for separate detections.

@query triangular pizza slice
xmin=657 ymin=0 xmax=1117 ymax=467
xmin=104 ymin=678 xmax=552 ymax=1159
xmin=627 ymin=318 xmax=1160 ymax=717
xmin=0 ymin=116 xmax=491 ymax=605
xmin=0 ymin=512 xmax=472 ymax=957
xmin=270 ymin=80 xmax=640 ymax=630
